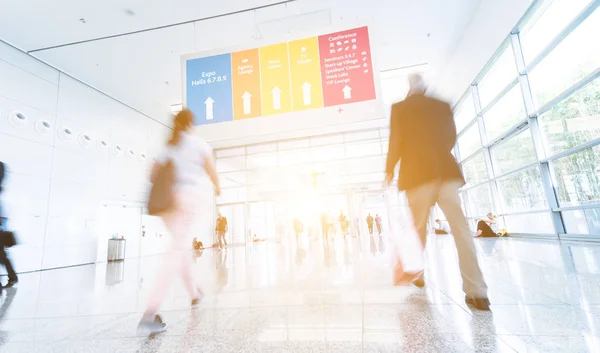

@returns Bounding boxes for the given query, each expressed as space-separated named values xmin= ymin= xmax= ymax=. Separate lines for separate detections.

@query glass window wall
xmin=562 ymin=209 xmax=590 ymax=234
xmin=528 ymin=8 xmax=600 ymax=109
xmin=482 ymin=83 xmax=527 ymax=141
xmin=504 ymin=212 xmax=554 ymax=234
xmin=478 ymin=45 xmax=518 ymax=108
xmin=455 ymin=0 xmax=600 ymax=238
xmin=462 ymin=152 xmax=488 ymax=187
xmin=454 ymin=93 xmax=477 ymax=132
xmin=497 ymin=167 xmax=547 ymax=213
xmin=458 ymin=123 xmax=482 ymax=160
xmin=520 ymin=0 xmax=593 ymax=64
xmin=586 ymin=208 xmax=600 ymax=233
xmin=491 ymin=129 xmax=537 ymax=176
xmin=551 ymin=145 xmax=600 ymax=207
xmin=466 ymin=183 xmax=494 ymax=217
xmin=538 ymin=76 xmax=600 ymax=157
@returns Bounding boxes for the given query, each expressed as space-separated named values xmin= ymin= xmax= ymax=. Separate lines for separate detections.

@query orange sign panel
xmin=231 ymin=49 xmax=262 ymax=120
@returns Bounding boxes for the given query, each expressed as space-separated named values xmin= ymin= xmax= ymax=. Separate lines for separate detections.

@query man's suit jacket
xmin=0 ymin=161 xmax=4 ymax=194
xmin=385 ymin=94 xmax=465 ymax=191
xmin=0 ymin=161 xmax=5 ymax=219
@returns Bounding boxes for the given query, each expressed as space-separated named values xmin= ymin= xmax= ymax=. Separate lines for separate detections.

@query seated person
xmin=476 ymin=213 xmax=502 ymax=237
xmin=434 ymin=219 xmax=450 ymax=234
xmin=193 ymin=237 xmax=203 ymax=250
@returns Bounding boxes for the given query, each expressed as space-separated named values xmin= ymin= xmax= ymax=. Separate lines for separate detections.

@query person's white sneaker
xmin=137 ymin=314 xmax=167 ymax=335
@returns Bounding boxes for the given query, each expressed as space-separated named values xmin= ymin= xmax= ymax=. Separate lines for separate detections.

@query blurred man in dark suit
xmin=384 ymin=74 xmax=488 ymax=310
xmin=0 ymin=161 xmax=18 ymax=289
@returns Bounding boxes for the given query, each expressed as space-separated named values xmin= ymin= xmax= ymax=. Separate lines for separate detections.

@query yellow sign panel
xmin=288 ymin=37 xmax=324 ymax=111
xmin=259 ymin=43 xmax=292 ymax=116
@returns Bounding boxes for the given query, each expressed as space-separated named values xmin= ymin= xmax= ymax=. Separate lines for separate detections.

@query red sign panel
xmin=318 ymin=26 xmax=376 ymax=107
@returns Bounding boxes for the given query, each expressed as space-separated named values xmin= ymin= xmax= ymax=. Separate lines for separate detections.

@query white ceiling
xmin=0 ymin=0 xmax=482 ymax=126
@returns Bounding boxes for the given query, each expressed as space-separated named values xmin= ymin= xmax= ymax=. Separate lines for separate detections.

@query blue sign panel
xmin=186 ymin=54 xmax=233 ymax=125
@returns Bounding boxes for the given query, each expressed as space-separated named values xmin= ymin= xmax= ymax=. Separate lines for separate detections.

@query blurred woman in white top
xmin=138 ymin=109 xmax=220 ymax=335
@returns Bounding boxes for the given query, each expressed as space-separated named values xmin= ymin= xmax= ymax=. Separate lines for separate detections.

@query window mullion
xmin=512 ymin=32 xmax=564 ymax=236
xmin=512 ymin=34 xmax=546 ymax=161
xmin=472 ymin=84 xmax=500 ymax=215
xmin=471 ymin=86 xmax=493 ymax=177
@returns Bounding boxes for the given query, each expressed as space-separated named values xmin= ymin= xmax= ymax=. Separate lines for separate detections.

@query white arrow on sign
xmin=301 ymin=82 xmax=312 ymax=106
xmin=342 ymin=85 xmax=352 ymax=100
xmin=242 ymin=91 xmax=252 ymax=115
xmin=272 ymin=87 xmax=282 ymax=110
xmin=204 ymin=97 xmax=215 ymax=120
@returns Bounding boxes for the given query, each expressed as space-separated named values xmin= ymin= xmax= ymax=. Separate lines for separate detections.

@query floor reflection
xmin=0 ymin=234 xmax=599 ymax=352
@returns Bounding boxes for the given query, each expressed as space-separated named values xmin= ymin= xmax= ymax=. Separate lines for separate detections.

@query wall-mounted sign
xmin=184 ymin=26 xmax=376 ymax=126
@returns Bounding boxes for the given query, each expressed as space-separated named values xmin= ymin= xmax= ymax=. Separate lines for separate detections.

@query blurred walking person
xmin=339 ymin=211 xmax=349 ymax=239
xmin=384 ymin=74 xmax=489 ymax=310
xmin=0 ymin=161 xmax=18 ymax=289
xmin=293 ymin=217 xmax=303 ymax=244
xmin=375 ymin=214 xmax=383 ymax=235
xmin=320 ymin=212 xmax=330 ymax=243
xmin=139 ymin=110 xmax=221 ymax=334
xmin=366 ymin=214 xmax=374 ymax=235
xmin=216 ymin=213 xmax=228 ymax=248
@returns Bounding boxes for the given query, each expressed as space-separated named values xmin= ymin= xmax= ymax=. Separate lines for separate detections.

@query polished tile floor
xmin=1 ymin=233 xmax=600 ymax=352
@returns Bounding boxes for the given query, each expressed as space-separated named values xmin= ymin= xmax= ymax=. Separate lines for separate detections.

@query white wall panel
xmin=140 ymin=214 xmax=169 ymax=257
xmin=57 ymin=75 xmax=112 ymax=134
xmin=46 ymin=179 xmax=103 ymax=219
xmin=43 ymin=210 xmax=99 ymax=268
xmin=44 ymin=215 xmax=90 ymax=247
xmin=105 ymin=159 xmax=143 ymax=201
xmin=0 ymin=42 xmax=59 ymax=85
xmin=0 ymin=60 xmax=58 ymax=115
xmin=41 ymin=243 xmax=98 ymax=269
xmin=9 ymin=245 xmax=44 ymax=274
xmin=0 ymin=134 xmax=54 ymax=178
xmin=52 ymin=147 xmax=109 ymax=186
xmin=110 ymin=103 xmax=149 ymax=144
xmin=1 ymin=171 xmax=49 ymax=273
xmin=2 ymin=172 xmax=51 ymax=221
xmin=147 ymin=120 xmax=172 ymax=165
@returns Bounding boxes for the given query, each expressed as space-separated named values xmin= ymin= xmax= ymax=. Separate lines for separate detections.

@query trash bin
xmin=107 ymin=239 xmax=126 ymax=262
xmin=106 ymin=261 xmax=125 ymax=285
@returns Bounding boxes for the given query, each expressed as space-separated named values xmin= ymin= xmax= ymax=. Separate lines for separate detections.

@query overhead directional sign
xmin=186 ymin=53 xmax=233 ymax=125
xmin=232 ymin=49 xmax=262 ymax=120
xmin=289 ymin=37 xmax=324 ymax=111
xmin=183 ymin=26 xmax=376 ymax=126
